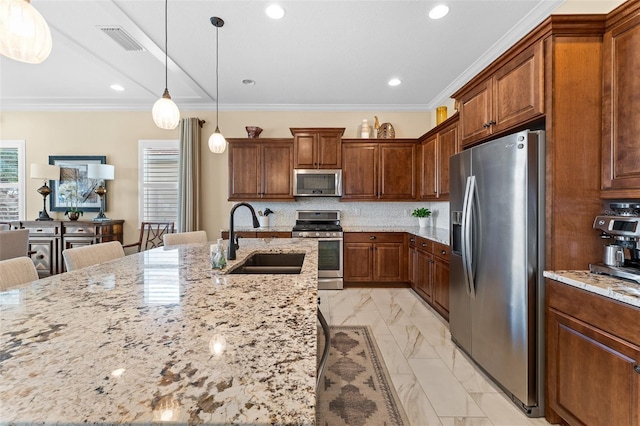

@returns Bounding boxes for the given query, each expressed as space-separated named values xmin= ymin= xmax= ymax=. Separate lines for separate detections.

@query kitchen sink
xmin=228 ymin=252 xmax=305 ymax=274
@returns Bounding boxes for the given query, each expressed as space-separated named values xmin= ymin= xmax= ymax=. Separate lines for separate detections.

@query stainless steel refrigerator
xmin=449 ymin=129 xmax=545 ymax=417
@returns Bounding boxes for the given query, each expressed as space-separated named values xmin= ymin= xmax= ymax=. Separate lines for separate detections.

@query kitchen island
xmin=0 ymin=238 xmax=319 ymax=425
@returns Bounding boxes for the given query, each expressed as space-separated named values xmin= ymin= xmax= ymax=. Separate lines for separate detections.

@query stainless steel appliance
xmin=449 ymin=130 xmax=545 ymax=417
xmin=292 ymin=210 xmax=343 ymax=289
xmin=293 ymin=169 xmax=342 ymax=197
xmin=589 ymin=203 xmax=640 ymax=283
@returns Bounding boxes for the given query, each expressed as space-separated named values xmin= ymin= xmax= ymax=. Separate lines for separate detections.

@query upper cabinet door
xmin=420 ymin=135 xmax=438 ymax=199
xmin=291 ymin=128 xmax=344 ymax=169
xmin=378 ymin=143 xmax=417 ymax=200
xmin=602 ymin=11 xmax=640 ymax=198
xmin=437 ymin=121 xmax=458 ymax=199
xmin=228 ymin=142 xmax=262 ymax=200
xmin=293 ymin=133 xmax=317 ymax=169
xmin=342 ymin=143 xmax=378 ymax=199
xmin=317 ymin=132 xmax=342 ymax=169
xmin=262 ymin=141 xmax=294 ymax=199
xmin=458 ymin=41 xmax=544 ymax=148
xmin=459 ymin=78 xmax=493 ymax=145
xmin=492 ymin=41 xmax=544 ymax=133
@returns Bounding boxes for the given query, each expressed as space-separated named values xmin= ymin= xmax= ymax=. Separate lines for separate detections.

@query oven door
xmin=317 ymin=237 xmax=343 ymax=289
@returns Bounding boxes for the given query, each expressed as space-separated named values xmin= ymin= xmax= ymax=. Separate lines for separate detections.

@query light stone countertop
xmin=222 ymin=226 xmax=451 ymax=246
xmin=0 ymin=238 xmax=319 ymax=425
xmin=343 ymin=226 xmax=450 ymax=245
xmin=544 ymin=270 xmax=640 ymax=308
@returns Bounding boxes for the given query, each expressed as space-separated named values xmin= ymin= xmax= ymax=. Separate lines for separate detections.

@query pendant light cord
xmin=164 ymin=0 xmax=168 ymax=91
xmin=215 ymin=23 xmax=219 ymax=130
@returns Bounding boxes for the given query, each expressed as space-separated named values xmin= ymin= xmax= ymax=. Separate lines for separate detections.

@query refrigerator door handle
xmin=462 ymin=175 xmax=476 ymax=297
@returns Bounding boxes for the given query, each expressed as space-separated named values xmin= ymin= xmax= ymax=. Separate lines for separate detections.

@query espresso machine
xmin=589 ymin=203 xmax=640 ymax=283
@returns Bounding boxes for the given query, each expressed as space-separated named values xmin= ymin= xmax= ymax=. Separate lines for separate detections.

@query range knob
xmin=301 ymin=231 xmax=309 ymax=238
xmin=315 ymin=232 xmax=320 ymax=237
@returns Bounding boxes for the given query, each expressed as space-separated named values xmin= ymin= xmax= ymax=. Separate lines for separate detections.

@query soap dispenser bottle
xmin=211 ymin=238 xmax=227 ymax=270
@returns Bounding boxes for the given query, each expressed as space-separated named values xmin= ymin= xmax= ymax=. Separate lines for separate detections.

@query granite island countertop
xmin=0 ymin=238 xmax=319 ymax=425
xmin=544 ymin=270 xmax=640 ymax=308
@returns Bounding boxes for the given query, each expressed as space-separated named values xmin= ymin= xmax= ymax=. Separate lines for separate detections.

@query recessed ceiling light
xmin=429 ymin=4 xmax=449 ymax=20
xmin=388 ymin=78 xmax=402 ymax=87
xmin=242 ymin=79 xmax=256 ymax=86
xmin=266 ymin=4 xmax=285 ymax=19
xmin=110 ymin=84 xmax=124 ymax=91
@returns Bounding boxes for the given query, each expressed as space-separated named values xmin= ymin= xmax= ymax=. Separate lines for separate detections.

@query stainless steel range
xmin=292 ymin=210 xmax=343 ymax=290
xmin=589 ymin=203 xmax=640 ymax=283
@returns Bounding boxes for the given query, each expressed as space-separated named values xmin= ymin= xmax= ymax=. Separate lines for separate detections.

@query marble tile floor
xmin=318 ymin=288 xmax=553 ymax=426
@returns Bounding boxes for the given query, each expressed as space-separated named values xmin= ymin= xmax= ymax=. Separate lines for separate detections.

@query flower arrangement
xmin=58 ymin=181 xmax=84 ymax=217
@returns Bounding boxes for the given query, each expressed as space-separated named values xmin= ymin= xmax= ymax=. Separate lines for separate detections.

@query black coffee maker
xmin=589 ymin=203 xmax=640 ymax=283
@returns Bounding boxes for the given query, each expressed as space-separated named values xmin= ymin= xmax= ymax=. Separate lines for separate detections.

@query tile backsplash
xmin=228 ymin=199 xmax=450 ymax=231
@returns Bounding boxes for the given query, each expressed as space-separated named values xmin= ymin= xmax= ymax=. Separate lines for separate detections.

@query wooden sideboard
xmin=9 ymin=220 xmax=124 ymax=277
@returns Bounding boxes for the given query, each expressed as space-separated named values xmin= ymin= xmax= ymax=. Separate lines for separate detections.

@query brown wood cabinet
xmin=344 ymin=232 xmax=406 ymax=283
xmin=546 ymin=279 xmax=640 ymax=426
xmin=419 ymin=114 xmax=459 ymax=200
xmin=290 ymin=128 xmax=344 ymax=169
xmin=341 ymin=140 xmax=417 ymax=201
xmin=454 ymin=41 xmax=544 ymax=148
xmin=407 ymin=235 xmax=450 ymax=320
xmin=601 ymin=1 xmax=640 ymax=198
xmin=227 ymin=139 xmax=294 ymax=201
xmin=10 ymin=220 xmax=124 ymax=276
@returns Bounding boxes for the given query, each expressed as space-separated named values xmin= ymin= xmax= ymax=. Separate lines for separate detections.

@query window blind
xmin=0 ymin=141 xmax=25 ymax=221
xmin=139 ymin=141 xmax=179 ymax=224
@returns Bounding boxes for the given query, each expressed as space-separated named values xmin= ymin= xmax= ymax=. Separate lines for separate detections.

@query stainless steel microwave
xmin=293 ymin=169 xmax=342 ymax=197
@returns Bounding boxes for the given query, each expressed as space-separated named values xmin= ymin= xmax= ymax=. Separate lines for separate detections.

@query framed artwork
xmin=48 ymin=155 xmax=106 ymax=212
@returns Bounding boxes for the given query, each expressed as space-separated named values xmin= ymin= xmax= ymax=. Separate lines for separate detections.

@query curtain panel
xmin=177 ymin=118 xmax=202 ymax=232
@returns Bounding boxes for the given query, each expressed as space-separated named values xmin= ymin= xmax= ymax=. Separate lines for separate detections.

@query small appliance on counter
xmin=589 ymin=203 xmax=640 ymax=284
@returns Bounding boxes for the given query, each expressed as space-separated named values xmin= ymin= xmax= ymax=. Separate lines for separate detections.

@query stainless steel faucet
xmin=227 ymin=202 xmax=260 ymax=260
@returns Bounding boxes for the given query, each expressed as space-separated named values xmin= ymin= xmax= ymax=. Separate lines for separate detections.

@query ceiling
xmin=0 ymin=0 xmax=621 ymax=112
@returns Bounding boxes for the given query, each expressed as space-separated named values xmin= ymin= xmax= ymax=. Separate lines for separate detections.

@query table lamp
xmin=30 ymin=164 xmax=60 ymax=221
xmin=87 ymin=163 xmax=115 ymax=221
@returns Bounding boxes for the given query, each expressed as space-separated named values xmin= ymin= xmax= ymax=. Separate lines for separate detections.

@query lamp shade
xmin=208 ymin=129 xmax=227 ymax=154
xmin=30 ymin=163 xmax=59 ymax=180
xmin=0 ymin=0 xmax=52 ymax=64
xmin=152 ymin=94 xmax=180 ymax=130
xmin=87 ymin=164 xmax=115 ymax=180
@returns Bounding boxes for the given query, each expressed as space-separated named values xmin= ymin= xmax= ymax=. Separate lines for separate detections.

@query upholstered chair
xmin=163 ymin=230 xmax=208 ymax=247
xmin=0 ymin=229 xmax=30 ymax=261
xmin=0 ymin=257 xmax=39 ymax=291
xmin=62 ymin=241 xmax=125 ymax=272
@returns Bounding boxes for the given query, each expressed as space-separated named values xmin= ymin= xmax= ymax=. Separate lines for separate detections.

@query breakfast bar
xmin=0 ymin=238 xmax=319 ymax=424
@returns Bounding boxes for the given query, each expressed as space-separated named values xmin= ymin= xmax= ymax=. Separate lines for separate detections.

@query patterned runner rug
xmin=317 ymin=326 xmax=410 ymax=426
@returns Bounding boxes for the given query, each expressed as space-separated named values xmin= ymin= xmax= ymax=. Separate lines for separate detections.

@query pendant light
xmin=152 ymin=0 xmax=180 ymax=130
xmin=208 ymin=16 xmax=227 ymax=154
xmin=0 ymin=0 xmax=52 ymax=64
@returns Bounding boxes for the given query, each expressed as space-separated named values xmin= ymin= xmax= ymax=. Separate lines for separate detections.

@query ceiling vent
xmin=98 ymin=26 xmax=145 ymax=52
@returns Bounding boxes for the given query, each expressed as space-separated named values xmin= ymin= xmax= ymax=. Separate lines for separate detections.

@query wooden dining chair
xmin=0 ymin=257 xmax=39 ymax=291
xmin=163 ymin=230 xmax=208 ymax=247
xmin=0 ymin=229 xmax=31 ymax=261
xmin=122 ymin=222 xmax=175 ymax=252
xmin=62 ymin=241 xmax=125 ymax=272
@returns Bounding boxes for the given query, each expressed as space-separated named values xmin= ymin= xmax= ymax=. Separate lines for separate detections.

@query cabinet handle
xmin=421 ymin=242 xmax=427 ymax=247
xmin=441 ymin=250 xmax=447 ymax=255
xmin=483 ymin=123 xmax=491 ymax=128
xmin=369 ymin=236 xmax=376 ymax=240
xmin=488 ymin=120 xmax=496 ymax=125
xmin=409 ymin=238 xmax=415 ymax=242
xmin=635 ymin=365 xmax=640 ymax=374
